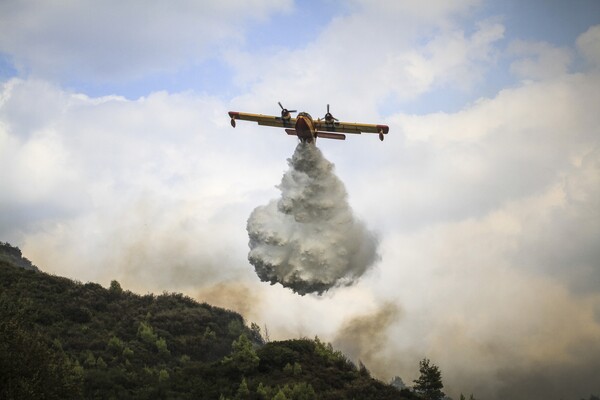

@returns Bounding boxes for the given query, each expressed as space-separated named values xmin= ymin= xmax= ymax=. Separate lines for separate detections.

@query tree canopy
xmin=413 ymin=358 xmax=445 ymax=400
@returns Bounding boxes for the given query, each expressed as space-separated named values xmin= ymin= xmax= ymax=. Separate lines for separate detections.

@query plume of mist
xmin=246 ymin=143 xmax=379 ymax=295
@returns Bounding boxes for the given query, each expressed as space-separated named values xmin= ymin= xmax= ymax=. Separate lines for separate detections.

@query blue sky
xmin=2 ymin=0 xmax=597 ymax=103
xmin=1 ymin=0 xmax=597 ymax=132
xmin=1 ymin=1 xmax=600 ymax=399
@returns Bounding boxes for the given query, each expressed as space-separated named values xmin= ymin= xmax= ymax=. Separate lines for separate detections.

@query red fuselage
xmin=294 ymin=113 xmax=316 ymax=143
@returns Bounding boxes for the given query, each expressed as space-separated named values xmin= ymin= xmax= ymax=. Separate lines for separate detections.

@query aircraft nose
xmin=296 ymin=117 xmax=308 ymax=130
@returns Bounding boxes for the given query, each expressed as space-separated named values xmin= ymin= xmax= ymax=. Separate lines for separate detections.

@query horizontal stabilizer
xmin=285 ymin=129 xmax=297 ymax=135
xmin=316 ymin=131 xmax=346 ymax=140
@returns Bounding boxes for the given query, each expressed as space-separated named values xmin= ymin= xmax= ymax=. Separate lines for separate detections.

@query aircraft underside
xmin=227 ymin=102 xmax=388 ymax=143
xmin=295 ymin=116 xmax=315 ymax=143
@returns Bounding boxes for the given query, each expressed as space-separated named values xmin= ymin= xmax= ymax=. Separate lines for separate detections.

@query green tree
xmin=282 ymin=361 xmax=301 ymax=377
xmin=272 ymin=389 xmax=288 ymax=400
xmin=96 ymin=356 xmax=107 ymax=368
xmin=156 ymin=337 xmax=170 ymax=356
xmin=223 ymin=334 xmax=260 ymax=374
xmin=292 ymin=362 xmax=302 ymax=376
xmin=84 ymin=351 xmax=96 ymax=367
xmin=180 ymin=354 xmax=191 ymax=363
xmin=137 ymin=321 xmax=158 ymax=344
xmin=122 ymin=346 xmax=134 ymax=358
xmin=203 ymin=326 xmax=217 ymax=340
xmin=250 ymin=322 xmax=265 ymax=345
xmin=313 ymin=336 xmax=345 ymax=363
xmin=158 ymin=368 xmax=169 ymax=383
xmin=236 ymin=377 xmax=250 ymax=399
xmin=107 ymin=335 xmax=124 ymax=354
xmin=283 ymin=362 xmax=294 ymax=375
xmin=257 ymin=382 xmax=270 ymax=399
xmin=413 ymin=358 xmax=445 ymax=400
xmin=109 ymin=280 xmax=123 ymax=297
xmin=289 ymin=382 xmax=316 ymax=400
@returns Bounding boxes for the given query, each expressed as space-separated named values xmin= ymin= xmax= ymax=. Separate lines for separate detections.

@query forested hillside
xmin=0 ymin=243 xmax=413 ymax=399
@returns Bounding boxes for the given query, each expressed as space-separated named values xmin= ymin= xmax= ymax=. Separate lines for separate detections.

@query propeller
xmin=278 ymin=102 xmax=297 ymax=120
xmin=323 ymin=104 xmax=339 ymax=124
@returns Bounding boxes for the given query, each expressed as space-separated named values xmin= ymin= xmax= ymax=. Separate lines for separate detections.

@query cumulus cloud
xmin=576 ymin=24 xmax=600 ymax=67
xmin=380 ymin=20 xmax=504 ymax=97
xmin=0 ymin=78 xmax=286 ymax=291
xmin=509 ymin=40 xmax=572 ymax=80
xmin=228 ymin=1 xmax=501 ymax=117
xmin=0 ymin=0 xmax=292 ymax=80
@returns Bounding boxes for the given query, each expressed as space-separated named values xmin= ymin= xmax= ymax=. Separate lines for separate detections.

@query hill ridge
xmin=0 ymin=243 xmax=413 ymax=399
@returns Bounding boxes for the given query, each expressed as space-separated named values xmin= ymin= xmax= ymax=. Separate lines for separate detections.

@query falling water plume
xmin=247 ymin=143 xmax=379 ymax=295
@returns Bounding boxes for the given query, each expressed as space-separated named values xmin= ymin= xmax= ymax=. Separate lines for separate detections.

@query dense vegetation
xmin=0 ymin=243 xmax=414 ymax=399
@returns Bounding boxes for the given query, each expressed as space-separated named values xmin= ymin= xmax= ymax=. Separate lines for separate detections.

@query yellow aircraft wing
xmin=314 ymin=119 xmax=389 ymax=135
xmin=314 ymin=119 xmax=389 ymax=141
xmin=228 ymin=111 xmax=295 ymax=128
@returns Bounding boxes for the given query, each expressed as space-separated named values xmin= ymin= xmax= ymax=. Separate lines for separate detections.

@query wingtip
xmin=377 ymin=124 xmax=389 ymax=134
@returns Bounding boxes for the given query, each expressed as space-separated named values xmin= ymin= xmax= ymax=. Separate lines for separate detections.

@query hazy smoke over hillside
xmin=247 ymin=143 xmax=379 ymax=295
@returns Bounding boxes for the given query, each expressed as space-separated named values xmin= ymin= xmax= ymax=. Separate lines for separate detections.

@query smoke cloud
xmin=333 ymin=302 xmax=402 ymax=377
xmin=246 ymin=143 xmax=379 ymax=295
xmin=197 ymin=281 xmax=263 ymax=321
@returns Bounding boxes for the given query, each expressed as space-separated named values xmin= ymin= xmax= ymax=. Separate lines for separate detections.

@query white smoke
xmin=247 ymin=143 xmax=380 ymax=295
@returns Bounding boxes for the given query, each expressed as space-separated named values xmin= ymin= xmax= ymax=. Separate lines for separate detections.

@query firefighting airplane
xmin=228 ymin=102 xmax=389 ymax=143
